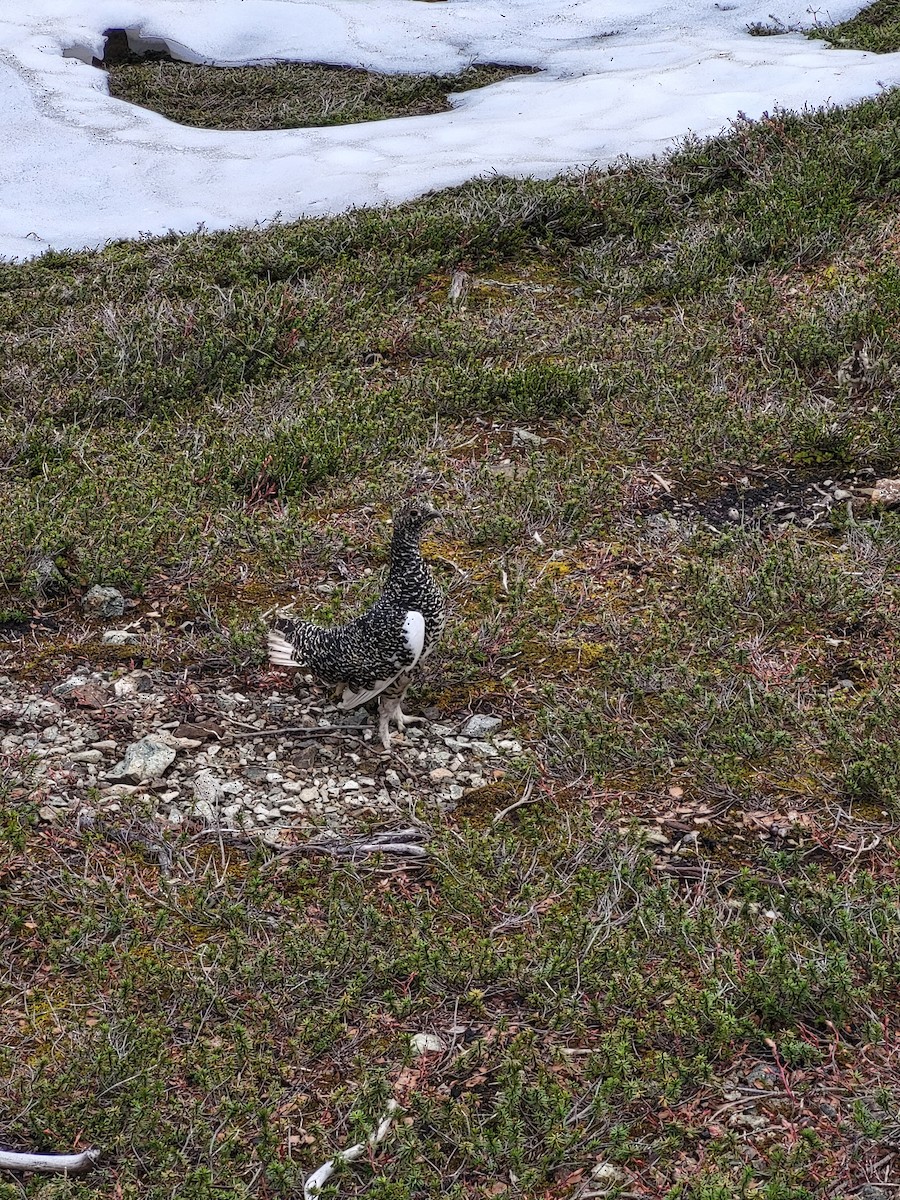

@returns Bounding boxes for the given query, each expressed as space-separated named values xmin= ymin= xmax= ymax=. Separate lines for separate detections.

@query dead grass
xmin=104 ymin=48 xmax=535 ymax=130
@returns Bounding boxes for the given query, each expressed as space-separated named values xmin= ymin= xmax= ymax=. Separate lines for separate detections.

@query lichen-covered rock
xmin=107 ymin=737 xmax=176 ymax=783
xmin=873 ymin=477 xmax=900 ymax=507
xmin=461 ymin=714 xmax=502 ymax=737
xmin=82 ymin=585 xmax=125 ymax=618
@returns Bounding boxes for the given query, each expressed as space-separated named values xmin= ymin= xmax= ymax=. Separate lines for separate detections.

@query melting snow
xmin=1 ymin=2 xmax=898 ymax=260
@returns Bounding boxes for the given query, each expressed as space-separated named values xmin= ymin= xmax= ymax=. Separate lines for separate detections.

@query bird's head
xmin=392 ymin=497 xmax=442 ymax=534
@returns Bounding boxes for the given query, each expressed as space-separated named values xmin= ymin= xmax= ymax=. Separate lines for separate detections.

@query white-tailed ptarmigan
xmin=267 ymin=499 xmax=445 ymax=749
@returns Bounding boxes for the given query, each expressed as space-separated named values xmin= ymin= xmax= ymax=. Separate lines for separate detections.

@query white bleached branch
xmin=304 ymin=1100 xmax=400 ymax=1199
xmin=0 ymin=1147 xmax=100 ymax=1174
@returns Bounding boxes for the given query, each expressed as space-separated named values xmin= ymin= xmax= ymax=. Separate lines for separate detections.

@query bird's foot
xmin=376 ymin=699 xmax=427 ymax=750
xmin=395 ymin=710 xmax=426 ymax=730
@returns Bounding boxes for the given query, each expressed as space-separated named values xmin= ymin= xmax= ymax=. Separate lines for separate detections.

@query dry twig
xmin=187 ymin=825 xmax=431 ymax=866
xmin=492 ymin=779 xmax=536 ymax=825
xmin=279 ymin=826 xmax=429 ymax=862
xmin=227 ymin=722 xmax=370 ymax=740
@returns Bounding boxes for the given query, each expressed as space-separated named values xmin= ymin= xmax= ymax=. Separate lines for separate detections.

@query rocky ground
xmin=644 ymin=469 xmax=900 ymax=536
xmin=0 ymin=649 xmax=523 ymax=845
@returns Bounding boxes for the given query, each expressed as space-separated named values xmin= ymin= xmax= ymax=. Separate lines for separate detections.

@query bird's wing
xmin=267 ymin=626 xmax=303 ymax=667
xmin=339 ymin=610 xmax=425 ymax=709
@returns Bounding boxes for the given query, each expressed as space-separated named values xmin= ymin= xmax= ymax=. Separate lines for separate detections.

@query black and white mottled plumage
xmin=267 ymin=499 xmax=445 ymax=749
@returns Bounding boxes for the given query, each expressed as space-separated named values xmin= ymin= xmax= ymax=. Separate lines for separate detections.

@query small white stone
xmin=591 ymin=1162 xmax=625 ymax=1188
xmin=342 ymin=780 xmax=360 ymax=791
xmin=113 ymin=669 xmax=155 ymax=698
xmin=642 ymin=828 xmax=670 ymax=846
xmin=410 ymin=1033 xmax=445 ymax=1055
xmin=498 ymin=739 xmax=523 ymax=754
xmin=101 ymin=783 xmax=140 ymax=799
xmin=193 ymin=770 xmax=223 ymax=806
xmin=102 ymin=630 xmax=138 ymax=645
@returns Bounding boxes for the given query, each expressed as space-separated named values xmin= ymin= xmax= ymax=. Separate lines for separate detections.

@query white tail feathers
xmin=267 ymin=628 xmax=303 ymax=668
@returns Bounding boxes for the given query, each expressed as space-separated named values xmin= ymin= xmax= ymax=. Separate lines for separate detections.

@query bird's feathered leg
xmin=377 ymin=696 xmax=399 ymax=750
xmin=376 ymin=674 xmax=427 ymax=749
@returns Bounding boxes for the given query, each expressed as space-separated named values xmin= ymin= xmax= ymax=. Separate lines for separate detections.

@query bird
xmin=267 ymin=498 xmax=445 ymax=750
xmin=836 ymin=337 xmax=875 ymax=399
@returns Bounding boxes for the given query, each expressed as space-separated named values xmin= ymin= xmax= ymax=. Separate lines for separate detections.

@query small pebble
xmin=71 ymin=749 xmax=103 ymax=764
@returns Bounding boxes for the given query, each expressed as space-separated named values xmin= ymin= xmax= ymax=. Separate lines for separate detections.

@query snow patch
xmin=2 ymin=2 xmax=900 ymax=260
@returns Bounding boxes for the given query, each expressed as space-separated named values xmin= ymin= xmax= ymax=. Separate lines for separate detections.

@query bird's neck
xmin=388 ymin=529 xmax=424 ymax=576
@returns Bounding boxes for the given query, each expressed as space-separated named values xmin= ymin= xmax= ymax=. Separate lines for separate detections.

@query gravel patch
xmin=0 ymin=669 xmax=521 ymax=837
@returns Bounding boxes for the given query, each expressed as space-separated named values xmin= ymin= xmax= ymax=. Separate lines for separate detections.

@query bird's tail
xmin=267 ymin=618 xmax=306 ymax=668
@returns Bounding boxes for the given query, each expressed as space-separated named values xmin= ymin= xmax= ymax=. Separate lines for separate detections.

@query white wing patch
xmin=339 ymin=610 xmax=425 ymax=710
xmin=402 ymin=610 xmax=426 ymax=664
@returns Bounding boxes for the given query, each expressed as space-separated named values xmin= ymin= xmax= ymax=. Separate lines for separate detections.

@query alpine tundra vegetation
xmin=1 ymin=3 xmax=900 ymax=1198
